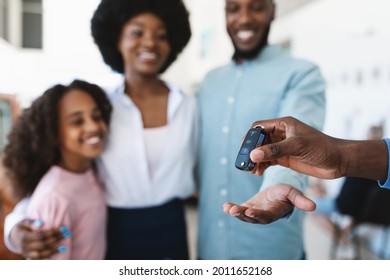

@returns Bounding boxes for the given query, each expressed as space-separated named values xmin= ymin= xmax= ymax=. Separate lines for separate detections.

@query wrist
xmin=341 ymin=139 xmax=388 ymax=181
xmin=9 ymin=226 xmax=22 ymax=251
xmin=338 ymin=139 xmax=356 ymax=177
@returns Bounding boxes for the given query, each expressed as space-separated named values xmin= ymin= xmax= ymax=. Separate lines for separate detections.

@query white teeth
xmin=85 ymin=136 xmax=100 ymax=145
xmin=139 ymin=52 xmax=157 ymax=60
xmin=237 ymin=30 xmax=255 ymax=41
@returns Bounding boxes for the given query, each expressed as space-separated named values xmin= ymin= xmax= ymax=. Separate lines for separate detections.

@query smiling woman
xmin=117 ymin=13 xmax=171 ymax=79
xmin=89 ymin=0 xmax=197 ymax=260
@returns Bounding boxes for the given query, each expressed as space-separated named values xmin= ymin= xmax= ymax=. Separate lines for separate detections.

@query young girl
xmin=2 ymin=80 xmax=112 ymax=259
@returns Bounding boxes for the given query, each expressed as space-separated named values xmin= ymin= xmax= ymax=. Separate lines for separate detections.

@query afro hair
xmin=91 ymin=0 xmax=191 ymax=74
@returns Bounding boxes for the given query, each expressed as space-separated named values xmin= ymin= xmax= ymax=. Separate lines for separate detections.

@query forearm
xmin=4 ymin=197 xmax=30 ymax=253
xmin=341 ymin=139 xmax=388 ymax=181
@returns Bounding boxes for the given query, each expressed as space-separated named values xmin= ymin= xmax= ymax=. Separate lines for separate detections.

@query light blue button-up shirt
xmin=378 ymin=138 xmax=390 ymax=188
xmin=197 ymin=45 xmax=326 ymax=259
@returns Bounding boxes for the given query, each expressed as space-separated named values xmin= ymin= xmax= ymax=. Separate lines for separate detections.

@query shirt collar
xmin=113 ymin=79 xmax=184 ymax=122
xmin=231 ymin=44 xmax=283 ymax=67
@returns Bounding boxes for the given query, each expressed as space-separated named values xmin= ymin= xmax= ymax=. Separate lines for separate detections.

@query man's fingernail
xmin=251 ymin=149 xmax=264 ymax=159
xmin=32 ymin=220 xmax=43 ymax=227
xmin=60 ymin=226 xmax=68 ymax=233
xmin=57 ymin=246 xmax=67 ymax=253
xmin=63 ymin=232 xmax=72 ymax=238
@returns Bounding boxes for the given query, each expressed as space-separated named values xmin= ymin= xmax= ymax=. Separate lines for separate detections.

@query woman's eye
xmin=157 ymin=33 xmax=168 ymax=41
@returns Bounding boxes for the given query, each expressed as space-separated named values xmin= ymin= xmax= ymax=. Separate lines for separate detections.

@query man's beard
xmin=232 ymin=24 xmax=271 ymax=61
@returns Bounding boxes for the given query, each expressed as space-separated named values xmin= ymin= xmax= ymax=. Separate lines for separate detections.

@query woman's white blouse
xmin=97 ymin=81 xmax=199 ymax=208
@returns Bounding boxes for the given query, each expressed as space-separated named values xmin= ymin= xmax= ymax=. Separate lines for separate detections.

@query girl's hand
xmin=11 ymin=219 xmax=68 ymax=260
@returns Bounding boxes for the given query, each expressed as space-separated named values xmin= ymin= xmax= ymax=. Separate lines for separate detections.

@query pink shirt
xmin=27 ymin=166 xmax=106 ymax=260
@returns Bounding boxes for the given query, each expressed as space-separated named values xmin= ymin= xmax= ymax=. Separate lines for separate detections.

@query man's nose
xmin=237 ymin=9 xmax=253 ymax=25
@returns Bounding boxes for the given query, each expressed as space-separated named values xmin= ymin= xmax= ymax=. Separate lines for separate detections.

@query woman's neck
xmin=122 ymin=72 xmax=169 ymax=128
xmin=124 ymin=74 xmax=166 ymax=99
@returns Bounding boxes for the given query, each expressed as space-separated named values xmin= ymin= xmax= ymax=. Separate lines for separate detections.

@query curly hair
xmin=2 ymin=80 xmax=112 ymax=199
xmin=91 ymin=0 xmax=191 ymax=74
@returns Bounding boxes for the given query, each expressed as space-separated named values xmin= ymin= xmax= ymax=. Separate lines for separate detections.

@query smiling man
xmin=196 ymin=0 xmax=326 ymax=259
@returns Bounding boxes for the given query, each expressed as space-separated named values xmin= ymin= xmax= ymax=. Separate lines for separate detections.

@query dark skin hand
xmin=10 ymin=219 xmax=64 ymax=260
xmin=248 ymin=116 xmax=388 ymax=181
xmin=248 ymin=117 xmax=343 ymax=179
xmin=223 ymin=183 xmax=316 ymax=224
xmin=224 ymin=116 xmax=388 ymax=224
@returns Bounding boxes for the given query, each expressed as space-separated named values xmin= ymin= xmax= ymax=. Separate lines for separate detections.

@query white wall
xmin=0 ymin=38 xmax=16 ymax=93
xmin=271 ymin=0 xmax=390 ymax=139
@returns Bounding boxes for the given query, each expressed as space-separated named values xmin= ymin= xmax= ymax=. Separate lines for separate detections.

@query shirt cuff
xmin=261 ymin=166 xmax=307 ymax=192
xmin=378 ymin=138 xmax=390 ymax=189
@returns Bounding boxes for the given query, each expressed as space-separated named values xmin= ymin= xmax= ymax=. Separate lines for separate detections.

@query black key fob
xmin=235 ymin=126 xmax=267 ymax=171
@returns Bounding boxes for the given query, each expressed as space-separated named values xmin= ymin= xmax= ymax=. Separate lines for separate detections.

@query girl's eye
xmin=92 ymin=113 xmax=103 ymax=122
xmin=70 ymin=119 xmax=83 ymax=126
xmin=131 ymin=29 xmax=143 ymax=37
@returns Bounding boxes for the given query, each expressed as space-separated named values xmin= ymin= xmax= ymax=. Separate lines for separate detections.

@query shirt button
xmin=222 ymin=126 xmax=229 ymax=134
xmin=227 ymin=97 xmax=235 ymax=104
xmin=220 ymin=157 xmax=228 ymax=165
xmin=220 ymin=189 xmax=228 ymax=196
xmin=218 ymin=220 xmax=225 ymax=228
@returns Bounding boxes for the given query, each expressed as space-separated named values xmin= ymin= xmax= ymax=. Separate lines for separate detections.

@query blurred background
xmin=1 ymin=0 xmax=390 ymax=259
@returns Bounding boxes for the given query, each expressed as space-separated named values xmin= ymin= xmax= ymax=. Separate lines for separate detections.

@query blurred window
xmin=0 ymin=0 xmax=8 ymax=41
xmin=0 ymin=95 xmax=20 ymax=152
xmin=0 ymin=100 xmax=11 ymax=151
xmin=0 ymin=0 xmax=42 ymax=48
xmin=22 ymin=0 xmax=42 ymax=49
